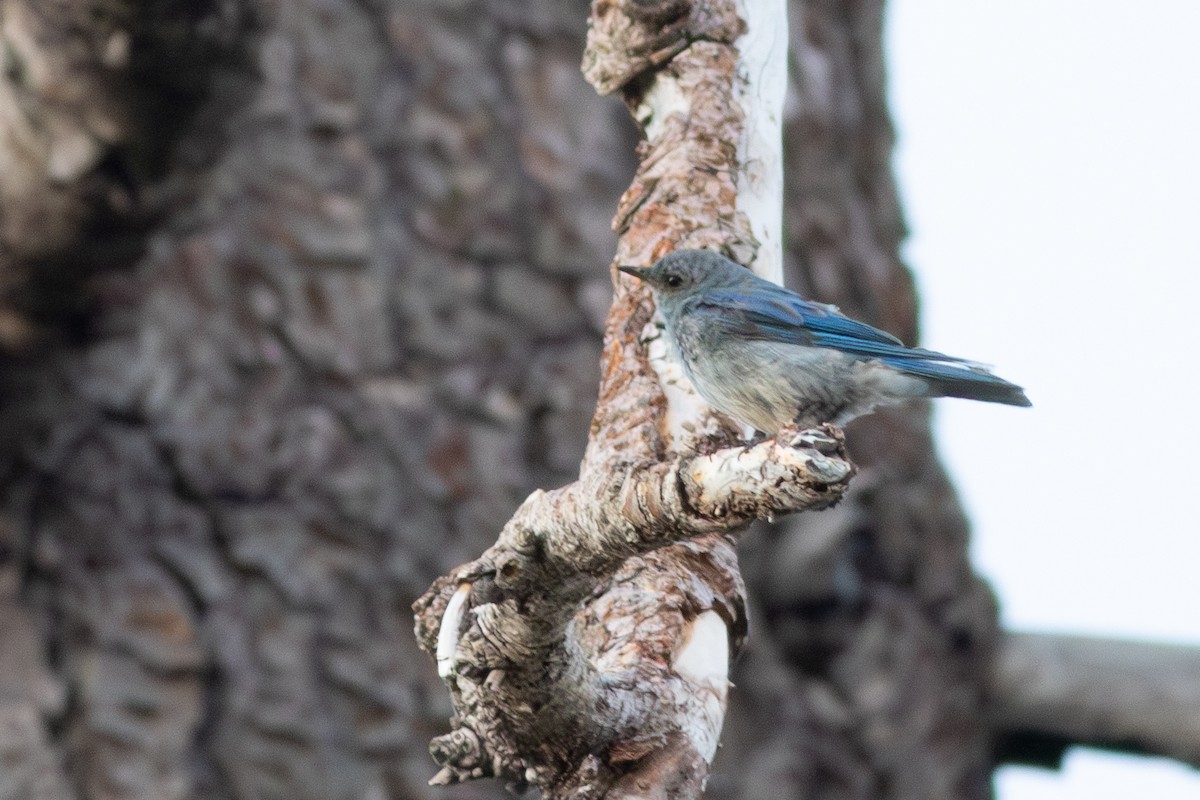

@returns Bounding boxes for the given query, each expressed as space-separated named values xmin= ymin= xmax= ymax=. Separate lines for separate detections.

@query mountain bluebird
xmin=619 ymin=249 xmax=1030 ymax=434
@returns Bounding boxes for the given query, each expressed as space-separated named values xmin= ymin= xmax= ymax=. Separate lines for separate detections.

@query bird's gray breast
xmin=664 ymin=305 xmax=928 ymax=431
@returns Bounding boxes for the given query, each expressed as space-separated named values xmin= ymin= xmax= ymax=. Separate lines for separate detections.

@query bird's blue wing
xmin=699 ymin=286 xmax=936 ymax=358
xmin=700 ymin=284 xmax=1000 ymax=368
xmin=691 ymin=282 xmax=1030 ymax=407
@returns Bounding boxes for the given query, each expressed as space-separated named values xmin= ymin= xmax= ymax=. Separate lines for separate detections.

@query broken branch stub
xmin=412 ymin=1 xmax=848 ymax=797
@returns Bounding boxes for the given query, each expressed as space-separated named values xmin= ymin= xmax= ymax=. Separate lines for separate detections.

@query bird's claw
xmin=778 ymin=423 xmax=844 ymax=455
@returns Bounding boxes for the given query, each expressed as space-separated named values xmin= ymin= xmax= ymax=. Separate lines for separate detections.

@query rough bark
xmin=412 ymin=1 xmax=854 ymax=795
xmin=1 ymin=1 xmax=636 ymax=798
xmin=416 ymin=427 xmax=850 ymax=793
xmin=0 ymin=2 xmax=1196 ymax=800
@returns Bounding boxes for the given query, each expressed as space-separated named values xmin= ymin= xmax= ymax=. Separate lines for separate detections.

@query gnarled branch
xmin=412 ymin=0 xmax=822 ymax=796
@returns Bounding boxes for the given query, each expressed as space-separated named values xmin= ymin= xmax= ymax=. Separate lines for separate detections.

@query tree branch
xmin=412 ymin=0 xmax=841 ymax=797
xmin=992 ymin=631 xmax=1200 ymax=768
xmin=414 ymin=429 xmax=850 ymax=794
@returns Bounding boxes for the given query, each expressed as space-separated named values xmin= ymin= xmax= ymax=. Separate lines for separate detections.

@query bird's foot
xmin=777 ymin=422 xmax=844 ymax=455
xmin=692 ymin=427 xmax=765 ymax=456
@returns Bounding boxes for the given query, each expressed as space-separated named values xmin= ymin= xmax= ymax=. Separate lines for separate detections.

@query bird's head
xmin=617 ymin=249 xmax=747 ymax=298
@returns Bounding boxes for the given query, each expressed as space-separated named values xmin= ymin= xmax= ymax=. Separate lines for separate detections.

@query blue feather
xmin=696 ymin=285 xmax=1030 ymax=406
xmin=630 ymin=249 xmax=1032 ymax=429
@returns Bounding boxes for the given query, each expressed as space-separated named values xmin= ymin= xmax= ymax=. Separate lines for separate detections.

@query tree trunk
xmin=2 ymin=1 xmax=1194 ymax=800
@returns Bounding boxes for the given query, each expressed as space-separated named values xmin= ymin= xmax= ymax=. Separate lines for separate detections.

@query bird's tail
xmin=885 ymin=353 xmax=1032 ymax=408
xmin=924 ymin=372 xmax=1032 ymax=407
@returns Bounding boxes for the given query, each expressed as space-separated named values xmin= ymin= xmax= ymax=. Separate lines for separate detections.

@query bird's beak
xmin=617 ymin=265 xmax=649 ymax=281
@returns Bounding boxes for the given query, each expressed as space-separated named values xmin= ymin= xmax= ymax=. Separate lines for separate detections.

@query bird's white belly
xmin=680 ymin=341 xmax=928 ymax=433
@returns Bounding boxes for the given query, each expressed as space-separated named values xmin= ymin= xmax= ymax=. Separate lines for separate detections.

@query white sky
xmin=886 ymin=2 xmax=1200 ymax=798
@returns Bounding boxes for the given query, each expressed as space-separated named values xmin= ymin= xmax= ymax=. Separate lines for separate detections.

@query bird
xmin=618 ymin=249 xmax=1030 ymax=434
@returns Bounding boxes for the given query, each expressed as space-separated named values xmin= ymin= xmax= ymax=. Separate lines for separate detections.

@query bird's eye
xmin=664 ymin=274 xmax=683 ymax=288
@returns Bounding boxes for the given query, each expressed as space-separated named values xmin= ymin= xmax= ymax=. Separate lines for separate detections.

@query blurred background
xmin=0 ymin=0 xmax=1194 ymax=798
xmin=889 ymin=2 xmax=1200 ymax=798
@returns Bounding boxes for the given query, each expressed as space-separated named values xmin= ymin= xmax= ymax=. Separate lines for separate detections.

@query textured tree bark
xmin=412 ymin=1 xmax=857 ymax=795
xmin=1 ymin=2 xmax=1198 ymax=800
